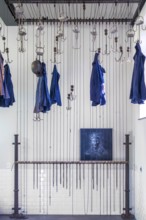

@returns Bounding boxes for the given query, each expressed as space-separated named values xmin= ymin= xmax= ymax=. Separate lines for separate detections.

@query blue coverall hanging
xmin=0 ymin=53 xmax=15 ymax=107
xmin=90 ymin=53 xmax=106 ymax=106
xmin=3 ymin=64 xmax=15 ymax=107
xmin=34 ymin=62 xmax=51 ymax=113
xmin=130 ymin=42 xmax=146 ymax=104
xmin=50 ymin=64 xmax=62 ymax=106
xmin=0 ymin=52 xmax=5 ymax=97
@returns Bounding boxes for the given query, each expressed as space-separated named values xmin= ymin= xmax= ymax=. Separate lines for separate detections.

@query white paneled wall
xmin=132 ymin=3 xmax=146 ymax=220
xmin=0 ymin=21 xmax=134 ymax=215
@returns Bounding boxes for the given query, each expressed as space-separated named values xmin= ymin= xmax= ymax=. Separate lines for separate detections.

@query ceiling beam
xmin=8 ymin=0 xmax=139 ymax=3
xmin=131 ymin=0 xmax=146 ymax=25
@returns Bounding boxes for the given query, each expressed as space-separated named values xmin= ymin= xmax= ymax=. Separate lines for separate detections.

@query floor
xmin=0 ymin=215 xmax=136 ymax=220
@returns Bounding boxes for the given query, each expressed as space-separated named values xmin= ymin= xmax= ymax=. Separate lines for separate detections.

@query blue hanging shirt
xmin=90 ymin=53 xmax=106 ymax=106
xmin=0 ymin=55 xmax=15 ymax=107
xmin=0 ymin=52 xmax=5 ymax=98
xmin=130 ymin=42 xmax=146 ymax=104
xmin=34 ymin=62 xmax=52 ymax=113
xmin=50 ymin=65 xmax=62 ymax=106
xmin=3 ymin=64 xmax=15 ymax=107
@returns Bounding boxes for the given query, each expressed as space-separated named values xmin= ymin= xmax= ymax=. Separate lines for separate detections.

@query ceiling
xmin=3 ymin=0 xmax=146 ymax=25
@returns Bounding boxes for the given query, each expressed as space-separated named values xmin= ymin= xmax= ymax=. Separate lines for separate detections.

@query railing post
xmin=10 ymin=134 xmax=27 ymax=219
xmin=121 ymin=134 xmax=134 ymax=219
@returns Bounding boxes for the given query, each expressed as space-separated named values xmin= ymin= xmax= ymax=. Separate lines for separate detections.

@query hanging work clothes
xmin=90 ymin=53 xmax=106 ymax=106
xmin=34 ymin=62 xmax=51 ymax=113
xmin=2 ymin=64 xmax=15 ymax=107
xmin=0 ymin=52 xmax=5 ymax=97
xmin=50 ymin=64 xmax=62 ymax=106
xmin=0 ymin=54 xmax=14 ymax=107
xmin=130 ymin=42 xmax=146 ymax=104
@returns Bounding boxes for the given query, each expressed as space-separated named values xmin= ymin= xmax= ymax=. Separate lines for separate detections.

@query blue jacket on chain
xmin=34 ymin=62 xmax=51 ymax=113
xmin=90 ymin=53 xmax=106 ymax=106
xmin=0 ymin=63 xmax=15 ymax=107
xmin=50 ymin=65 xmax=62 ymax=106
xmin=130 ymin=42 xmax=146 ymax=104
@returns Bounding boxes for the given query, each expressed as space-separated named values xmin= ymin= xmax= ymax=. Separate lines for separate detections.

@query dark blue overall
xmin=90 ymin=53 xmax=106 ymax=106
xmin=34 ymin=62 xmax=51 ymax=113
xmin=130 ymin=42 xmax=146 ymax=104
xmin=50 ymin=65 xmax=62 ymax=106
xmin=0 ymin=56 xmax=15 ymax=107
xmin=3 ymin=64 xmax=15 ymax=107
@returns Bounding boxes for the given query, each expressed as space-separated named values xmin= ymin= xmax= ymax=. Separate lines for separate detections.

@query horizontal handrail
xmin=16 ymin=160 xmax=128 ymax=165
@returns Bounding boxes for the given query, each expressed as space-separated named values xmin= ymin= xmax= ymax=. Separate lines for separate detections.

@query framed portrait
xmin=80 ymin=128 xmax=112 ymax=160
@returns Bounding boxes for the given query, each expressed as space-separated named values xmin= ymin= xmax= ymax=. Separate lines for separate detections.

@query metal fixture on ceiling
xmin=4 ymin=0 xmax=145 ymax=25
xmin=16 ymin=4 xmax=27 ymax=52
xmin=72 ymin=24 xmax=80 ymax=49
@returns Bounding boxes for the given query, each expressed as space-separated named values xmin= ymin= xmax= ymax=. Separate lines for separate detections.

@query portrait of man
xmin=80 ymin=129 xmax=112 ymax=160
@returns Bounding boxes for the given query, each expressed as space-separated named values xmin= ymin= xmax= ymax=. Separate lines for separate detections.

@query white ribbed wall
xmin=132 ymin=3 xmax=146 ymax=220
xmin=0 ymin=21 xmax=134 ymax=215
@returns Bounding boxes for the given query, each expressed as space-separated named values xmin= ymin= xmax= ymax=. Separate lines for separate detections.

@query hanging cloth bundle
xmin=0 ymin=52 xmax=15 ymax=107
xmin=90 ymin=53 xmax=106 ymax=106
xmin=50 ymin=64 xmax=62 ymax=106
xmin=0 ymin=52 xmax=5 ymax=97
xmin=34 ymin=62 xmax=51 ymax=113
xmin=130 ymin=42 xmax=146 ymax=104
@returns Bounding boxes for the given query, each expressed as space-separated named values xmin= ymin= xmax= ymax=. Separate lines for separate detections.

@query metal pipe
xmin=16 ymin=160 xmax=127 ymax=164
xmin=10 ymin=134 xmax=26 ymax=219
xmin=9 ymin=0 xmax=139 ymax=3
xmin=15 ymin=18 xmax=132 ymax=24
xmin=121 ymin=134 xmax=134 ymax=219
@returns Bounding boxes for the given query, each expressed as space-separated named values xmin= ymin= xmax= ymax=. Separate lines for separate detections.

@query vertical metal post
xmin=121 ymin=134 xmax=134 ymax=219
xmin=10 ymin=134 xmax=27 ymax=219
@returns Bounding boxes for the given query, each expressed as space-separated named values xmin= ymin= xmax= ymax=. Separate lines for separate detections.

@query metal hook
xmin=102 ymin=44 xmax=110 ymax=55
xmin=33 ymin=113 xmax=43 ymax=121
xmin=89 ymin=27 xmax=97 ymax=52
xmin=18 ymin=36 xmax=26 ymax=53
xmin=17 ymin=26 xmax=27 ymax=52
xmin=126 ymin=46 xmax=131 ymax=63
xmin=115 ymin=46 xmax=123 ymax=62
xmin=111 ymin=37 xmax=119 ymax=53
xmin=56 ymin=36 xmax=63 ymax=54
xmin=2 ymin=36 xmax=6 ymax=53
xmin=57 ymin=19 xmax=66 ymax=42
xmin=102 ymin=29 xmax=110 ymax=55
xmin=5 ymin=48 xmax=13 ymax=63
xmin=50 ymin=47 xmax=61 ymax=64
xmin=66 ymin=94 xmax=71 ymax=110
xmin=72 ymin=25 xmax=81 ymax=49
xmin=70 ymin=85 xmax=76 ymax=101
